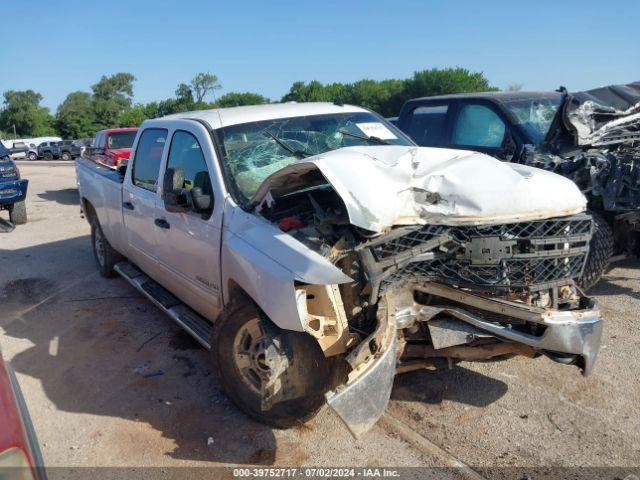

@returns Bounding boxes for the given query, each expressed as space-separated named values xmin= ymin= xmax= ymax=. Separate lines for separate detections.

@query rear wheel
xmin=578 ymin=211 xmax=614 ymax=291
xmin=9 ymin=201 xmax=27 ymax=225
xmin=212 ymin=300 xmax=332 ymax=428
xmin=43 ymin=151 xmax=53 ymax=161
xmin=28 ymin=152 xmax=37 ymax=161
xmin=90 ymin=217 xmax=122 ymax=277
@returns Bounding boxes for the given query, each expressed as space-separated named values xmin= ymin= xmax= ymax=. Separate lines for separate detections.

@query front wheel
xmin=28 ymin=152 xmax=37 ymax=161
xmin=61 ymin=151 xmax=71 ymax=161
xmin=578 ymin=211 xmax=614 ymax=291
xmin=212 ymin=301 xmax=334 ymax=429
xmin=9 ymin=201 xmax=27 ymax=225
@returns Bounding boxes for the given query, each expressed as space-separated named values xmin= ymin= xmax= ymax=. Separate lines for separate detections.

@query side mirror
xmin=117 ymin=163 xmax=128 ymax=177
xmin=499 ymin=132 xmax=517 ymax=161
xmin=163 ymin=167 xmax=189 ymax=213
xmin=190 ymin=187 xmax=212 ymax=212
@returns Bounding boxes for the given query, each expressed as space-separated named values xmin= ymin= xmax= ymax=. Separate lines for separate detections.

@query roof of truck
xmin=161 ymin=102 xmax=369 ymax=129
xmin=405 ymin=90 xmax=563 ymax=104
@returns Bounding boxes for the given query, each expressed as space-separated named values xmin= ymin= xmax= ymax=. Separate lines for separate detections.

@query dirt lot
xmin=1 ymin=162 xmax=639 ymax=476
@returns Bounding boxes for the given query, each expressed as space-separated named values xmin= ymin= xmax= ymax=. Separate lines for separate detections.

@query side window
xmin=405 ymin=104 xmax=449 ymax=146
xmin=452 ymin=104 xmax=506 ymax=148
xmin=166 ymin=130 xmax=213 ymax=214
xmin=132 ymin=128 xmax=167 ymax=192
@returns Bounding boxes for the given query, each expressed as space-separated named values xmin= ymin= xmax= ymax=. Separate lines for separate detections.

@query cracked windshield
xmin=502 ymin=94 xmax=563 ymax=144
xmin=217 ymin=111 xmax=411 ymax=200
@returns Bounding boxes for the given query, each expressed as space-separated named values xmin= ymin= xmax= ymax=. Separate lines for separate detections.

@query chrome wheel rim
xmin=94 ymin=228 xmax=106 ymax=267
xmin=233 ymin=317 xmax=270 ymax=395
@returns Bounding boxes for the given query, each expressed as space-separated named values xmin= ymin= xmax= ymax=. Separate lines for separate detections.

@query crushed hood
xmin=252 ymin=146 xmax=586 ymax=233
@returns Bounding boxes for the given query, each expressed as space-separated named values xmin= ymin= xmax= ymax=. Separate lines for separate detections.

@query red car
xmin=89 ymin=128 xmax=138 ymax=168
xmin=0 ymin=351 xmax=45 ymax=479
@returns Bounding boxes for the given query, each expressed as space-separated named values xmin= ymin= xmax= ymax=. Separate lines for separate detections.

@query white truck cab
xmin=76 ymin=103 xmax=603 ymax=437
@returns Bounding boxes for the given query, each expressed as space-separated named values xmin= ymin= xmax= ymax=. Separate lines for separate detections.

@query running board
xmin=114 ymin=261 xmax=213 ymax=350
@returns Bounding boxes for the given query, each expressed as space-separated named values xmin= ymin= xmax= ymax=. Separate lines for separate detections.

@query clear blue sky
xmin=1 ymin=0 xmax=638 ymax=112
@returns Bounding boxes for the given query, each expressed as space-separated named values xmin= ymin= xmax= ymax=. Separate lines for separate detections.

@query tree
xmin=215 ymin=92 xmax=270 ymax=108
xmin=0 ymin=90 xmax=55 ymax=137
xmin=190 ymin=72 xmax=221 ymax=103
xmin=403 ymin=68 xmax=497 ymax=100
xmin=175 ymin=83 xmax=194 ymax=102
xmin=55 ymin=91 xmax=96 ymax=138
xmin=118 ymin=102 xmax=160 ymax=128
xmin=281 ymin=69 xmax=497 ymax=117
xmin=91 ymin=73 xmax=136 ymax=130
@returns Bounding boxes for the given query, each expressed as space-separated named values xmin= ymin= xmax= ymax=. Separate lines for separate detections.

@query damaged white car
xmin=76 ymin=103 xmax=603 ymax=437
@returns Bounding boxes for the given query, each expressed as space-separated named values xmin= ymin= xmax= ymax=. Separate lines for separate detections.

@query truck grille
xmin=368 ymin=214 xmax=593 ymax=291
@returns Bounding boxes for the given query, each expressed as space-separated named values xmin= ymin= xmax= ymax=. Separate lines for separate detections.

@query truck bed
xmin=76 ymin=156 xmax=123 ymax=183
xmin=76 ymin=156 xmax=128 ymax=254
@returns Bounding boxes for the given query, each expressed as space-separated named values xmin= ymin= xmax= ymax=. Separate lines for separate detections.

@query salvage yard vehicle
xmin=0 ymin=143 xmax=28 ymax=225
xmin=76 ymin=103 xmax=603 ymax=437
xmin=36 ymin=142 xmax=60 ymax=161
xmin=56 ymin=140 xmax=83 ymax=161
xmin=0 ymin=349 xmax=46 ymax=480
xmin=88 ymin=128 xmax=138 ymax=169
xmin=396 ymin=82 xmax=640 ymax=289
xmin=8 ymin=142 xmax=28 ymax=160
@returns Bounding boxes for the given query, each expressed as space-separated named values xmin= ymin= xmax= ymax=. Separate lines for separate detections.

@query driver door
xmin=153 ymin=127 xmax=223 ymax=321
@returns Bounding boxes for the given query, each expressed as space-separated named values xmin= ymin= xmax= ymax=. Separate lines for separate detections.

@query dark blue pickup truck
xmin=0 ymin=143 xmax=28 ymax=224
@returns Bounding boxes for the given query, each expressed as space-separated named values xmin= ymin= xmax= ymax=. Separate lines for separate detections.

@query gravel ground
xmin=1 ymin=162 xmax=639 ymax=477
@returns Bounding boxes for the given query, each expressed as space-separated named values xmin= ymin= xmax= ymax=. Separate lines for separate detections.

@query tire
xmin=61 ymin=151 xmax=71 ymax=161
xmin=212 ymin=300 xmax=331 ymax=429
xmin=578 ymin=211 xmax=614 ymax=291
xmin=9 ymin=201 xmax=27 ymax=225
xmin=43 ymin=151 xmax=53 ymax=161
xmin=90 ymin=217 xmax=122 ymax=277
xmin=28 ymin=152 xmax=37 ymax=161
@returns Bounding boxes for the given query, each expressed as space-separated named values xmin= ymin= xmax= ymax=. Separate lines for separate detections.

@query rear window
xmin=108 ymin=131 xmax=137 ymax=149
xmin=405 ymin=105 xmax=449 ymax=146
xmin=132 ymin=129 xmax=167 ymax=192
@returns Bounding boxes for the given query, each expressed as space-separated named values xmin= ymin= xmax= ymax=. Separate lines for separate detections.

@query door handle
xmin=123 ymin=201 xmax=134 ymax=210
xmin=154 ymin=218 xmax=170 ymax=229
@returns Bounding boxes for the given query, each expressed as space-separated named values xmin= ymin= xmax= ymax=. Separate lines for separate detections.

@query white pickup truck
xmin=76 ymin=102 xmax=603 ymax=437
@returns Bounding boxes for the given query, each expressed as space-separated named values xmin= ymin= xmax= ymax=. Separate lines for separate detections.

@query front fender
xmin=221 ymin=208 xmax=352 ymax=332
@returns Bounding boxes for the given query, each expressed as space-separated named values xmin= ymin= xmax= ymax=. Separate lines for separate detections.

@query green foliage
xmin=0 ymin=90 xmax=56 ymax=137
xmin=281 ymin=68 xmax=497 ymax=117
xmin=190 ymin=72 xmax=221 ymax=103
xmin=117 ymin=102 xmax=160 ymax=128
xmin=215 ymin=92 xmax=270 ymax=108
xmin=55 ymin=91 xmax=96 ymax=138
xmin=403 ymin=68 xmax=497 ymax=100
xmin=91 ymin=73 xmax=136 ymax=130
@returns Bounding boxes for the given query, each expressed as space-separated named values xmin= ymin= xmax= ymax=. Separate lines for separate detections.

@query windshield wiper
xmin=263 ymin=132 xmax=311 ymax=159
xmin=338 ymin=129 xmax=392 ymax=145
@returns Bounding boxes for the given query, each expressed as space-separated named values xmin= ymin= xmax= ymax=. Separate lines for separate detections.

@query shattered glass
xmin=217 ymin=112 xmax=411 ymax=201
xmin=502 ymin=95 xmax=562 ymax=144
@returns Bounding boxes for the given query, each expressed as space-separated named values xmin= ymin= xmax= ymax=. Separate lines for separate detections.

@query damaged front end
xmin=257 ymin=167 xmax=602 ymax=438
xmin=217 ymin=109 xmax=603 ymax=438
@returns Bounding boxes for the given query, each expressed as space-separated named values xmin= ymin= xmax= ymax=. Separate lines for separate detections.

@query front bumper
xmin=325 ymin=303 xmax=397 ymax=438
xmin=410 ymin=282 xmax=603 ymax=375
xmin=0 ymin=179 xmax=28 ymax=205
